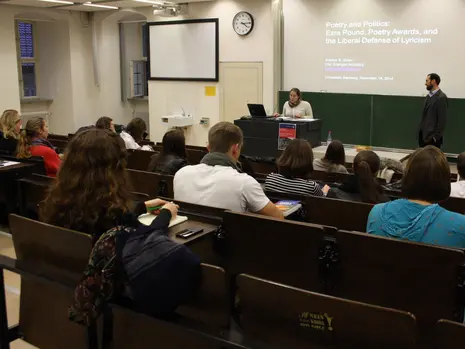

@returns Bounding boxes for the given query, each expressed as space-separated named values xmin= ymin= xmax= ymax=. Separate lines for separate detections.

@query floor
xmin=0 ymin=231 xmax=37 ymax=349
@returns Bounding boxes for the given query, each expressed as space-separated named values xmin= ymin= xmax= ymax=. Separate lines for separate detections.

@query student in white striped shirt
xmin=265 ymin=139 xmax=324 ymax=197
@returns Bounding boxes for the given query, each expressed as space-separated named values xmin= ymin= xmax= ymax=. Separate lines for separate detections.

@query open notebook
xmin=138 ymin=213 xmax=188 ymax=228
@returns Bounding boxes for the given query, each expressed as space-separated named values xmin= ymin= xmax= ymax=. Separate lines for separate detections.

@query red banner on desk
xmin=278 ymin=123 xmax=297 ymax=150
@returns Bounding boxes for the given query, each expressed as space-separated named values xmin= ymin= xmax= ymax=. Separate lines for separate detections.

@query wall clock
xmin=233 ymin=11 xmax=254 ymax=36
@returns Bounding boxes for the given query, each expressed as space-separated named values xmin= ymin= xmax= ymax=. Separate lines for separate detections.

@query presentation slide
xmin=284 ymin=0 xmax=465 ymax=97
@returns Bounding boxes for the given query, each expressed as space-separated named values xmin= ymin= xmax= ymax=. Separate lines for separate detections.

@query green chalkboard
xmin=371 ymin=95 xmax=422 ymax=150
xmin=279 ymin=91 xmax=465 ymax=154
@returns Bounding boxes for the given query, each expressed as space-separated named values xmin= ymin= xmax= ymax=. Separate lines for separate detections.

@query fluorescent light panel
xmin=83 ymin=2 xmax=119 ymax=9
xmin=135 ymin=0 xmax=165 ymax=4
xmin=39 ymin=0 xmax=74 ymax=4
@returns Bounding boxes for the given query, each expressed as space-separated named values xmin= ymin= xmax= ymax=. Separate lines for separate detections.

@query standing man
xmin=419 ymin=73 xmax=448 ymax=149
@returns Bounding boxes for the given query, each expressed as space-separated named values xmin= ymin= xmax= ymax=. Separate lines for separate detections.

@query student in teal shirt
xmin=367 ymin=146 xmax=465 ymax=249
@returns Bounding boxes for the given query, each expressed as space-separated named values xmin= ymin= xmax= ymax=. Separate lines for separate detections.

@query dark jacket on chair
xmin=419 ymin=89 xmax=448 ymax=143
xmin=148 ymin=154 xmax=187 ymax=175
xmin=0 ymin=132 xmax=18 ymax=155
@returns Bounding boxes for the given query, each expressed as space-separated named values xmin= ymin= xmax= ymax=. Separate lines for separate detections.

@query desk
xmin=234 ymin=118 xmax=322 ymax=159
xmin=313 ymin=145 xmax=411 ymax=164
xmin=165 ymin=200 xmax=224 ymax=264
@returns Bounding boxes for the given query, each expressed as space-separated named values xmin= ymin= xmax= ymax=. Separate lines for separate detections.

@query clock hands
xmin=240 ymin=21 xmax=251 ymax=28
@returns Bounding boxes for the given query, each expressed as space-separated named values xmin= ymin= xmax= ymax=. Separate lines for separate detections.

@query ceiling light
xmin=39 ymin=0 xmax=74 ymax=4
xmin=134 ymin=0 xmax=165 ymax=4
xmin=83 ymin=2 xmax=119 ymax=9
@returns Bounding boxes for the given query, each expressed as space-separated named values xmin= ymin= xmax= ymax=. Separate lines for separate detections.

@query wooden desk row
xmin=4 ymin=209 xmax=465 ymax=349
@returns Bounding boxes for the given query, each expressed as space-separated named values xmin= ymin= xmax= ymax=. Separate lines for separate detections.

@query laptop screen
xmin=247 ymin=104 xmax=267 ymax=117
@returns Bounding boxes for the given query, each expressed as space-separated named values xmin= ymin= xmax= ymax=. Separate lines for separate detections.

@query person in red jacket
xmin=17 ymin=117 xmax=61 ymax=177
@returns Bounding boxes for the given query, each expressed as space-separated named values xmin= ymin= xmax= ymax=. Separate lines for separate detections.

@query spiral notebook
xmin=138 ymin=213 xmax=188 ymax=228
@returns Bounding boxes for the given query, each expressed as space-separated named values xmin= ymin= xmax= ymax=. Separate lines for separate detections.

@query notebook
xmin=275 ymin=200 xmax=302 ymax=217
xmin=138 ymin=213 xmax=188 ymax=228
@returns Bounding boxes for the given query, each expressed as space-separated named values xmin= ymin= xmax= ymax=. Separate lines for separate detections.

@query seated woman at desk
xmin=16 ymin=117 xmax=61 ymax=177
xmin=0 ymin=109 xmax=22 ymax=155
xmin=327 ymin=150 xmax=389 ymax=204
xmin=313 ymin=140 xmax=348 ymax=174
xmin=148 ymin=128 xmax=187 ymax=175
xmin=367 ymin=146 xmax=465 ymax=249
xmin=41 ymin=128 xmax=200 ymax=325
xmin=265 ymin=138 xmax=324 ymax=197
xmin=274 ymin=88 xmax=313 ymax=119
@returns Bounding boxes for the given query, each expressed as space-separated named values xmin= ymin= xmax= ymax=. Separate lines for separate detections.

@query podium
xmin=234 ymin=118 xmax=322 ymax=159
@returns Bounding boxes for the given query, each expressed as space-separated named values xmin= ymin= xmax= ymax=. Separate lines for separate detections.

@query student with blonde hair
xmin=0 ymin=109 xmax=22 ymax=154
xmin=17 ymin=117 xmax=61 ymax=177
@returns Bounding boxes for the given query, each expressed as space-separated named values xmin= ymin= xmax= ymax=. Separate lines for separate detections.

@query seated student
xmin=41 ymin=129 xmax=200 ymax=325
xmin=450 ymin=152 xmax=465 ymax=198
xmin=265 ymin=138 xmax=324 ymax=197
xmin=313 ymin=140 xmax=348 ymax=174
xmin=328 ymin=150 xmax=389 ymax=204
xmin=17 ymin=117 xmax=61 ymax=177
xmin=42 ymin=128 xmax=147 ymax=242
xmin=95 ymin=116 xmax=116 ymax=133
xmin=120 ymin=117 xmax=153 ymax=151
xmin=174 ymin=121 xmax=283 ymax=219
xmin=148 ymin=128 xmax=187 ymax=175
xmin=0 ymin=109 xmax=22 ymax=155
xmin=274 ymin=88 xmax=313 ymax=119
xmin=367 ymin=146 xmax=465 ymax=249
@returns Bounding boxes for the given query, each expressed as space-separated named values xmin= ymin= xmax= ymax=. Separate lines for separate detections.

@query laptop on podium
xmin=247 ymin=104 xmax=274 ymax=118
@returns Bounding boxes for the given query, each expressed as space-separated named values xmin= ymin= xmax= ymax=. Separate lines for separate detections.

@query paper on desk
xmin=0 ymin=160 xmax=20 ymax=167
xmin=138 ymin=213 xmax=188 ymax=228
xmin=280 ymin=117 xmax=315 ymax=122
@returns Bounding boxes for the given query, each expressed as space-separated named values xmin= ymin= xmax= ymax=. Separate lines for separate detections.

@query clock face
xmin=233 ymin=11 xmax=254 ymax=36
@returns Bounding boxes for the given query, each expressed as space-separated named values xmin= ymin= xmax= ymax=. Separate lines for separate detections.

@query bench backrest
xmin=439 ymin=196 xmax=465 ymax=215
xmin=221 ymin=211 xmax=465 ymax=348
xmin=9 ymin=214 xmax=92 ymax=349
xmin=309 ymin=171 xmax=352 ymax=184
xmin=127 ymin=150 xmax=158 ymax=171
xmin=237 ymin=274 xmax=417 ymax=349
xmin=186 ymin=149 xmax=207 ymax=165
xmin=111 ymin=303 xmax=243 ymax=349
xmin=176 ymin=264 xmax=231 ymax=329
xmin=305 ymin=195 xmax=374 ymax=232
xmin=436 ymin=319 xmax=465 ymax=349
xmin=127 ymin=169 xmax=174 ymax=198
xmin=221 ymin=211 xmax=331 ymax=293
xmin=17 ymin=178 xmax=50 ymax=218
xmin=332 ymin=229 xmax=465 ymax=348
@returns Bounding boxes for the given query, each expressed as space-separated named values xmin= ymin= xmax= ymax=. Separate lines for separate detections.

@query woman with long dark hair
xmin=41 ymin=128 xmax=200 ymax=327
xmin=148 ymin=128 xmax=187 ymax=174
xmin=265 ymin=138 xmax=323 ymax=197
xmin=313 ymin=140 xmax=348 ymax=174
xmin=328 ymin=150 xmax=389 ymax=204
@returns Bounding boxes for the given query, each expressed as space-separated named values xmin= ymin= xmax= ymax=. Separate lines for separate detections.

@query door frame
xmin=219 ymin=61 xmax=264 ymax=122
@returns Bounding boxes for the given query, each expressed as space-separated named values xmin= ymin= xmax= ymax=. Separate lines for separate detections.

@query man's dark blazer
xmin=419 ymin=89 xmax=448 ymax=143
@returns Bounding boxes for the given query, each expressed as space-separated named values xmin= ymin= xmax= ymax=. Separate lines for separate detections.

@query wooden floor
xmin=0 ymin=231 xmax=37 ymax=349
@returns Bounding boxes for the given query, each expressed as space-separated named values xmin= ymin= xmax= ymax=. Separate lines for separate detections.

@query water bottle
xmin=327 ymin=130 xmax=332 ymax=144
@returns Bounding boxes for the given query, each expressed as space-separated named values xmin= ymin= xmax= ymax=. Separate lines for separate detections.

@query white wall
xmin=143 ymin=0 xmax=274 ymax=146
xmin=0 ymin=7 xmax=21 ymax=112
xmin=35 ymin=20 xmax=74 ymax=134
xmin=0 ymin=1 xmax=274 ymax=142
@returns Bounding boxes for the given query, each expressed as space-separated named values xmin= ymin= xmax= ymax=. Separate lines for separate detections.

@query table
xmin=313 ymin=145 xmax=412 ymax=163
